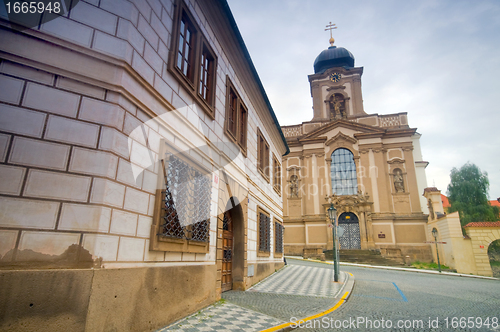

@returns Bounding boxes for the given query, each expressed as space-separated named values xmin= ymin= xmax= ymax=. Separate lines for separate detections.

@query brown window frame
xmin=224 ymin=77 xmax=247 ymax=155
xmin=274 ymin=221 xmax=284 ymax=257
xmin=257 ymin=207 xmax=271 ymax=257
xmin=168 ymin=0 xmax=217 ymax=119
xmin=150 ymin=139 xmax=211 ymax=253
xmin=273 ymin=154 xmax=281 ymax=196
xmin=257 ymin=128 xmax=270 ymax=181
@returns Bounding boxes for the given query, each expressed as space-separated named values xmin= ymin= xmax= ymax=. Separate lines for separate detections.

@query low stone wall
xmin=0 ymin=265 xmax=217 ymax=332
xmin=303 ymin=247 xmax=325 ymax=261
xmin=378 ymin=245 xmax=433 ymax=264
xmin=284 ymin=245 xmax=306 ymax=256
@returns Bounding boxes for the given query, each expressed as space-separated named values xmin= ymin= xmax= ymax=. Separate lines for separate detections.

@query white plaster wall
xmin=0 ymin=0 xmax=284 ymax=268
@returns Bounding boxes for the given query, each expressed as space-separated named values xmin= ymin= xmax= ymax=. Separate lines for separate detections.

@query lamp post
xmin=431 ymin=228 xmax=442 ymax=273
xmin=328 ymin=203 xmax=339 ymax=282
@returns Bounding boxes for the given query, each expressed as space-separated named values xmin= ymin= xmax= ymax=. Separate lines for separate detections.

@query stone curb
xmin=286 ymin=256 xmax=499 ymax=280
xmin=262 ymin=263 xmax=356 ymax=332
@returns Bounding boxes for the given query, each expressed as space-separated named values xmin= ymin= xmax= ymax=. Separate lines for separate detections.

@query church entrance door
xmin=338 ymin=212 xmax=361 ymax=249
xmin=221 ymin=210 xmax=233 ymax=292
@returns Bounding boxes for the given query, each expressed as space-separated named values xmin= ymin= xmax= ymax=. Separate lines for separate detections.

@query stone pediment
xmin=325 ymin=132 xmax=357 ymax=147
xmin=302 ymin=119 xmax=384 ymax=140
xmin=387 ymin=158 xmax=405 ymax=164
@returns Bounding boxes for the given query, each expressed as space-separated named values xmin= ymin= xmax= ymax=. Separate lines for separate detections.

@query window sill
xmin=257 ymin=251 xmax=271 ymax=257
xmin=150 ymin=229 xmax=210 ymax=253
xmin=224 ymin=128 xmax=247 ymax=157
xmin=258 ymin=168 xmax=270 ymax=183
xmin=167 ymin=66 xmax=215 ymax=120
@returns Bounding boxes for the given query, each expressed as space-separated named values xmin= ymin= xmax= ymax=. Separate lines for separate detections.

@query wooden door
xmin=221 ymin=210 xmax=233 ymax=292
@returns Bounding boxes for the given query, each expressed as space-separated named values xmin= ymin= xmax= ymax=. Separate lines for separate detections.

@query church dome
xmin=313 ymin=46 xmax=355 ymax=74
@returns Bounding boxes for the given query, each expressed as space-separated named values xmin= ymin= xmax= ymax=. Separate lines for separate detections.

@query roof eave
xmin=218 ymin=0 xmax=290 ymax=156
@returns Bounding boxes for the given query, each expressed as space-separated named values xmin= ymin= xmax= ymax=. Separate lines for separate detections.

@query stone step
xmin=339 ymin=249 xmax=381 ymax=256
xmin=325 ymin=249 xmax=406 ymax=267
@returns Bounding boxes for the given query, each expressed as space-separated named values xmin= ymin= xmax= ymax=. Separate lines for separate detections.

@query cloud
xmin=228 ymin=0 xmax=500 ymax=198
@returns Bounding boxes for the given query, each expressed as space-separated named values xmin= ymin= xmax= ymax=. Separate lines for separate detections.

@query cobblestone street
xmin=159 ymin=260 xmax=352 ymax=331
xmin=291 ymin=260 xmax=500 ymax=332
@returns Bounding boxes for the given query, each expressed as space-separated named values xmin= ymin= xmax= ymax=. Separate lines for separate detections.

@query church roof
xmin=490 ymin=199 xmax=500 ymax=208
xmin=313 ymin=46 xmax=355 ymax=74
xmin=464 ymin=221 xmax=500 ymax=228
xmin=301 ymin=119 xmax=384 ymax=140
xmin=441 ymin=194 xmax=450 ymax=208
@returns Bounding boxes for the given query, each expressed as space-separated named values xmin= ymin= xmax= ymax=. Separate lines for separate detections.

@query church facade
xmin=282 ymin=38 xmax=432 ymax=262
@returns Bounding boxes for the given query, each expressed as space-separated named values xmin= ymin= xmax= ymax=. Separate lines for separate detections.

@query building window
xmin=151 ymin=148 xmax=211 ymax=253
xmin=330 ymin=148 xmax=358 ymax=195
xmin=199 ymin=44 xmax=215 ymax=105
xmin=274 ymin=221 xmax=283 ymax=255
xmin=273 ymin=154 xmax=281 ymax=195
xmin=257 ymin=207 xmax=270 ymax=256
xmin=257 ymin=129 xmax=270 ymax=181
xmin=224 ymin=77 xmax=247 ymax=154
xmin=168 ymin=0 xmax=217 ymax=118
xmin=176 ymin=14 xmax=195 ymax=81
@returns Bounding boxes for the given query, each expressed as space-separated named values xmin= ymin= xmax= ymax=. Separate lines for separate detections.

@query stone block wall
xmin=0 ymin=0 xmax=286 ymax=329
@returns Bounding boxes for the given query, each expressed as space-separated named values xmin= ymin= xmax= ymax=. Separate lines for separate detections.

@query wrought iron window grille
xmin=275 ymin=222 xmax=284 ymax=254
xmin=158 ymin=153 xmax=211 ymax=243
xmin=258 ymin=211 xmax=271 ymax=252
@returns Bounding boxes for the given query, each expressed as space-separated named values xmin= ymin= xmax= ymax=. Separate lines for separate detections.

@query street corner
xmin=258 ymin=265 xmax=356 ymax=332
xmin=341 ymin=270 xmax=355 ymax=302
xmin=260 ymin=285 xmax=353 ymax=332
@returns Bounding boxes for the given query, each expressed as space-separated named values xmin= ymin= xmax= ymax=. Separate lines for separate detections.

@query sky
xmin=227 ymin=0 xmax=500 ymax=200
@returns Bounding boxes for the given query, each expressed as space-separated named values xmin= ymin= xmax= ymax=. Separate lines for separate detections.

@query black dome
xmin=313 ymin=46 xmax=355 ymax=74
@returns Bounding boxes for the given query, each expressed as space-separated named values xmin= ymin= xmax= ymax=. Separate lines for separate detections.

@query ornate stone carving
xmin=393 ymin=169 xmax=405 ymax=193
xmin=428 ymin=198 xmax=434 ymax=220
xmin=325 ymin=131 xmax=357 ymax=146
xmin=379 ymin=115 xmax=401 ymax=127
xmin=325 ymin=190 xmax=372 ymax=215
xmin=329 ymin=94 xmax=347 ymax=120
xmin=282 ymin=125 xmax=302 ymax=137
xmin=289 ymin=175 xmax=300 ymax=198
xmin=387 ymin=158 xmax=405 ymax=164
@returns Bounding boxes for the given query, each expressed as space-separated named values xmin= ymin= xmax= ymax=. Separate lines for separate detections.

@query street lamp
xmin=431 ymin=228 xmax=442 ymax=273
xmin=328 ymin=203 xmax=339 ymax=282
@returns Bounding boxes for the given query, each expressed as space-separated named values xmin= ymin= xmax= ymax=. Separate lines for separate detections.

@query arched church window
xmin=330 ymin=148 xmax=358 ymax=195
xmin=330 ymin=94 xmax=346 ymax=120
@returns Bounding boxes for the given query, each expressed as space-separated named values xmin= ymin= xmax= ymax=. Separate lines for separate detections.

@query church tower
xmin=310 ymin=23 xmax=365 ymax=121
xmin=281 ymin=24 xmax=432 ymax=263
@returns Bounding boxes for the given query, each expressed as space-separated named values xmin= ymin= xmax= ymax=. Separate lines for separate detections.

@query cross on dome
xmin=325 ymin=22 xmax=337 ymax=46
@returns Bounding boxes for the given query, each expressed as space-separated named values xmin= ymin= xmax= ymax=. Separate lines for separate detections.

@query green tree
xmin=447 ymin=163 xmax=499 ymax=228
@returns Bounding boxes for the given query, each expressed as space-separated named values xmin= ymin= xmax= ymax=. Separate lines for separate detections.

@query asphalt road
xmin=288 ymin=259 xmax=500 ymax=331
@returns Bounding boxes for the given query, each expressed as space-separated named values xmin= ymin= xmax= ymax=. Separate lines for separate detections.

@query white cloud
xmin=228 ymin=0 xmax=500 ymax=199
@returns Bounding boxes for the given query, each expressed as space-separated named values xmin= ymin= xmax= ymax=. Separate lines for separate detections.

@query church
xmin=282 ymin=28 xmax=433 ymax=263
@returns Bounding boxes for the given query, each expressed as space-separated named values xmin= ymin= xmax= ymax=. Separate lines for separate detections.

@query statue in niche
xmin=393 ymin=169 xmax=405 ymax=193
xmin=330 ymin=94 xmax=347 ymax=120
xmin=289 ymin=175 xmax=299 ymax=198
xmin=428 ymin=198 xmax=434 ymax=220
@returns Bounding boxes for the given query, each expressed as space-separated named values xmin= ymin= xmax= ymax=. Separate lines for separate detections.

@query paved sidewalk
xmin=290 ymin=256 xmax=498 ymax=280
xmin=158 ymin=261 xmax=354 ymax=332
